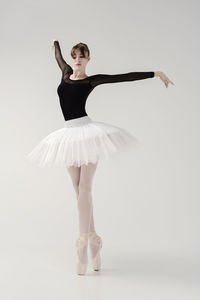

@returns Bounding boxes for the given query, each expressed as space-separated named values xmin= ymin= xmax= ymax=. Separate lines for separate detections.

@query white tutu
xmin=26 ymin=116 xmax=140 ymax=168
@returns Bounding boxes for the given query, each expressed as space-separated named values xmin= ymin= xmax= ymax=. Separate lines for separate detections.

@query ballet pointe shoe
xmin=75 ymin=233 xmax=89 ymax=275
xmin=88 ymin=231 xmax=103 ymax=271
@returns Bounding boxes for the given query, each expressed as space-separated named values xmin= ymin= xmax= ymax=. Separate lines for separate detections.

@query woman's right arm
xmin=52 ymin=40 xmax=73 ymax=74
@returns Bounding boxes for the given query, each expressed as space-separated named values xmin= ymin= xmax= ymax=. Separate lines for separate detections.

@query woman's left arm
xmin=89 ymin=71 xmax=155 ymax=88
xmin=89 ymin=71 xmax=174 ymax=89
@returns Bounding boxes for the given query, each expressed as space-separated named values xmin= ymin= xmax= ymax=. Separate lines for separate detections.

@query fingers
xmin=162 ymin=74 xmax=174 ymax=88
xmin=167 ymin=79 xmax=174 ymax=86
xmin=51 ymin=39 xmax=58 ymax=50
xmin=158 ymin=71 xmax=175 ymax=87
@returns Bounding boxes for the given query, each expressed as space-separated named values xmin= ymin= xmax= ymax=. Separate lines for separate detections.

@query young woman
xmin=26 ymin=40 xmax=174 ymax=275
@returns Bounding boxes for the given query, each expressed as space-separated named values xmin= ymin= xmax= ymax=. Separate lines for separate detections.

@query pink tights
xmin=67 ymin=162 xmax=98 ymax=235
xmin=67 ymin=162 xmax=99 ymax=263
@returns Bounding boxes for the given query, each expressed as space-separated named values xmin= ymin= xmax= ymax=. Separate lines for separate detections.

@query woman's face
xmin=71 ymin=49 xmax=90 ymax=71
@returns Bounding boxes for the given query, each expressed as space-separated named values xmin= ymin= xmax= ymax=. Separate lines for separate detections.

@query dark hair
xmin=71 ymin=42 xmax=90 ymax=58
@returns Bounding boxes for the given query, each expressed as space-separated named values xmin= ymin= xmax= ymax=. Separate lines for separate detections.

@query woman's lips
xmin=76 ymin=64 xmax=81 ymax=66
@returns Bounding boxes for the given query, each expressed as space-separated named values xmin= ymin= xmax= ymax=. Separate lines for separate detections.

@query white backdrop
xmin=1 ymin=0 xmax=199 ymax=299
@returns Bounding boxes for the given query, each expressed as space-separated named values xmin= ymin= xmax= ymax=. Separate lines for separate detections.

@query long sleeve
xmin=54 ymin=41 xmax=73 ymax=74
xmin=89 ymin=71 xmax=154 ymax=88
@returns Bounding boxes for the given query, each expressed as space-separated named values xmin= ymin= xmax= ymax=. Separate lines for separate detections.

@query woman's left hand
xmin=155 ymin=71 xmax=174 ymax=88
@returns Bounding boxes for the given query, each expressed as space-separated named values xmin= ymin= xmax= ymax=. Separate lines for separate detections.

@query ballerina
xmin=26 ymin=39 xmax=174 ymax=275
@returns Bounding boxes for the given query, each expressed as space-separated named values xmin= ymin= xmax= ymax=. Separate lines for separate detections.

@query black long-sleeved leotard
xmin=54 ymin=41 xmax=155 ymax=121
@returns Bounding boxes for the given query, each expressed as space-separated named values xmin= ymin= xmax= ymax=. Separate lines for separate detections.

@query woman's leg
xmin=79 ymin=163 xmax=102 ymax=262
xmin=67 ymin=163 xmax=97 ymax=233
xmin=67 ymin=162 xmax=98 ymax=265
xmin=78 ymin=162 xmax=98 ymax=235
xmin=67 ymin=165 xmax=81 ymax=199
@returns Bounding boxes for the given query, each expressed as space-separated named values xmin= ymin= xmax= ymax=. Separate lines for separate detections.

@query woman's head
xmin=70 ymin=42 xmax=90 ymax=71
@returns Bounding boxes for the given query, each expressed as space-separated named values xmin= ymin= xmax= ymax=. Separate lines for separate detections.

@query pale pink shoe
xmin=75 ymin=233 xmax=89 ymax=275
xmin=88 ymin=231 xmax=103 ymax=271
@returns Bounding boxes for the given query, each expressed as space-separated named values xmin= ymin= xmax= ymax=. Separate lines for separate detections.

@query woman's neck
xmin=71 ymin=70 xmax=87 ymax=79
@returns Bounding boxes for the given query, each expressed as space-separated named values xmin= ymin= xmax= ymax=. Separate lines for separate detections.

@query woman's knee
xmin=78 ymin=180 xmax=92 ymax=194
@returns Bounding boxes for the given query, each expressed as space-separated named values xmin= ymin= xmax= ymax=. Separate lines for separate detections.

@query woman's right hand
xmin=51 ymin=39 xmax=58 ymax=50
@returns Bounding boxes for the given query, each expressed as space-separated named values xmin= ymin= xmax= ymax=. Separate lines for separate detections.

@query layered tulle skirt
xmin=26 ymin=115 xmax=141 ymax=168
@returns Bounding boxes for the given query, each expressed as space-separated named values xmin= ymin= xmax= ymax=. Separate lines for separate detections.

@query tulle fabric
xmin=26 ymin=116 xmax=141 ymax=168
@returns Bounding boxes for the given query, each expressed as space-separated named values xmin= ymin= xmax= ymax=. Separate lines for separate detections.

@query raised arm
xmin=53 ymin=40 xmax=73 ymax=74
xmin=89 ymin=71 xmax=155 ymax=88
